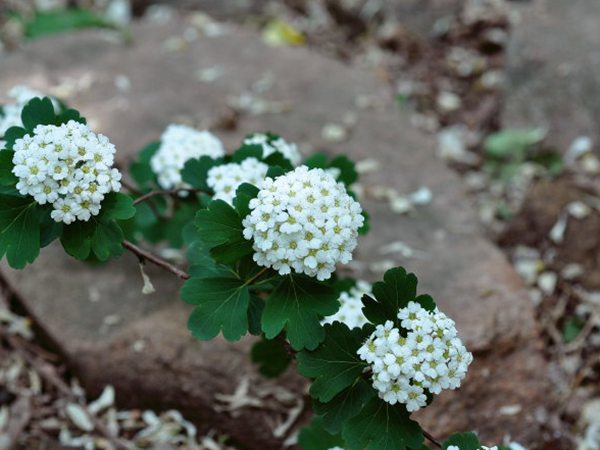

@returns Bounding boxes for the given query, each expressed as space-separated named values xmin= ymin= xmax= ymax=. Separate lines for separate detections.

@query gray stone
xmin=503 ymin=0 xmax=600 ymax=151
xmin=0 ymin=19 xmax=553 ymax=448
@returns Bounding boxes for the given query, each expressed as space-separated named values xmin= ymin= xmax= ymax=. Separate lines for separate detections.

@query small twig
xmin=424 ymin=429 xmax=442 ymax=448
xmin=119 ymin=179 xmax=141 ymax=196
xmin=122 ymin=240 xmax=190 ymax=280
xmin=133 ymin=188 xmax=201 ymax=206
xmin=245 ymin=268 xmax=269 ymax=286
xmin=276 ymin=333 xmax=296 ymax=357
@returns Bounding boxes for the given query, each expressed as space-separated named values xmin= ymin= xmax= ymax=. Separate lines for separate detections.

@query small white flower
xmin=244 ymin=132 xmax=302 ymax=166
xmin=207 ymin=157 xmax=269 ymax=204
xmin=322 ymin=280 xmax=371 ymax=328
xmin=150 ymin=124 xmax=225 ymax=189
xmin=357 ymin=302 xmax=472 ymax=412
xmin=242 ymin=166 xmax=363 ymax=280
xmin=12 ymin=121 xmax=122 ymax=224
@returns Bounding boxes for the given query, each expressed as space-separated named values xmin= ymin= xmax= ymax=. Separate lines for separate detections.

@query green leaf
xmin=362 ymin=267 xmax=435 ymax=327
xmin=0 ymin=150 xmax=17 ymax=186
xmin=484 ymin=129 xmax=544 ymax=160
xmin=57 ymin=108 xmax=86 ymax=125
xmin=99 ymin=192 xmax=136 ymax=221
xmin=164 ymin=201 xmax=199 ymax=248
xmin=247 ymin=295 xmax=265 ymax=336
xmin=304 ymin=153 xmax=358 ymax=186
xmin=563 ymin=316 xmax=584 ymax=343
xmin=266 ymin=165 xmax=286 ymax=178
xmin=187 ymin=239 xmax=232 ymax=278
xmin=442 ymin=432 xmax=481 ymax=450
xmin=297 ymin=322 xmax=368 ymax=402
xmin=21 ymin=97 xmax=56 ymax=131
xmin=330 ymin=155 xmax=358 ymax=186
xmin=530 ymin=151 xmax=563 ymax=176
xmin=299 ymin=417 xmax=345 ymax=450
xmin=20 ymin=8 xmax=117 ymax=39
xmin=304 ymin=153 xmax=328 ymax=169
xmin=0 ymin=196 xmax=41 ymax=269
xmin=262 ymin=274 xmax=339 ymax=351
xmin=234 ymin=183 xmax=259 ymax=219
xmin=251 ymin=337 xmax=292 ymax=377
xmin=60 ymin=217 xmax=125 ymax=262
xmin=3 ymin=127 xmax=28 ymax=150
xmin=195 ymin=199 xmax=242 ymax=246
xmin=194 ymin=199 xmax=252 ymax=264
xmin=91 ymin=220 xmax=124 ymax=261
xmin=60 ymin=220 xmax=94 ymax=260
xmin=181 ymin=276 xmax=250 ymax=341
xmin=129 ymin=141 xmax=160 ymax=190
xmin=181 ymin=156 xmax=224 ymax=191
xmin=210 ymin=239 xmax=254 ymax=265
xmin=232 ymin=143 xmax=263 ymax=162
xmin=358 ymin=210 xmax=370 ymax=235
xmin=313 ymin=379 xmax=375 ymax=434
xmin=343 ymin=398 xmax=424 ymax=450
xmin=39 ymin=212 xmax=63 ymax=247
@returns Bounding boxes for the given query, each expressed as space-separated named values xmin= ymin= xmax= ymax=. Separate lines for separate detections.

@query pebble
xmin=514 ymin=259 xmax=542 ymax=285
xmin=65 ymin=403 xmax=94 ymax=432
xmin=537 ymin=272 xmax=557 ymax=295
xmin=88 ymin=386 xmax=115 ymax=415
xmin=567 ymin=201 xmax=591 ymax=219
xmin=321 ymin=124 xmax=348 ymax=142
xmin=437 ymin=125 xmax=479 ymax=165
xmin=565 ymin=136 xmax=592 ymax=165
xmin=561 ymin=263 xmax=584 ymax=280
xmin=437 ymin=91 xmax=462 ymax=113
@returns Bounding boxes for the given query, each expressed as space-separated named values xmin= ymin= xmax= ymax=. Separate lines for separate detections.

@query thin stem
xmin=133 ymin=188 xmax=201 ymax=206
xmin=122 ymin=240 xmax=190 ymax=280
xmin=424 ymin=430 xmax=442 ymax=448
xmin=244 ymin=267 xmax=269 ymax=286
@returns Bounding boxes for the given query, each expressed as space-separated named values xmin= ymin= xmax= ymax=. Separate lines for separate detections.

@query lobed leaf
xmin=251 ymin=337 xmax=292 ymax=377
xmin=232 ymin=143 xmax=263 ymax=162
xmin=343 ymin=398 xmax=424 ymax=450
xmin=298 ymin=417 xmax=345 ymax=450
xmin=181 ymin=156 xmax=225 ymax=192
xmin=362 ymin=267 xmax=435 ymax=327
xmin=313 ymin=378 xmax=375 ymax=434
xmin=0 ymin=196 xmax=41 ymax=269
xmin=181 ymin=276 xmax=250 ymax=341
xmin=129 ymin=141 xmax=160 ymax=190
xmin=262 ymin=274 xmax=339 ymax=351
xmin=297 ymin=322 xmax=368 ymax=402
xmin=0 ymin=150 xmax=17 ymax=186
xmin=194 ymin=199 xmax=252 ymax=264
xmin=21 ymin=97 xmax=56 ymax=131
xmin=442 ymin=432 xmax=481 ymax=450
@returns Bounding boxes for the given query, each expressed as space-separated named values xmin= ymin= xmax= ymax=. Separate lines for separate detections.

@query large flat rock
xmin=503 ymin=0 xmax=600 ymax=151
xmin=0 ymin=19 xmax=553 ymax=448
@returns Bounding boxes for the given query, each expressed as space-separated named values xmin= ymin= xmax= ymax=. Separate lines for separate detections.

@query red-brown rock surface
xmin=0 ymin=18 xmax=556 ymax=449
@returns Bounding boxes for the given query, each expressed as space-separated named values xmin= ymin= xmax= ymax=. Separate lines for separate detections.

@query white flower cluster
xmin=448 ymin=447 xmax=497 ymax=450
xmin=207 ymin=157 xmax=269 ymax=204
xmin=357 ymin=301 xmax=472 ymax=412
xmin=322 ymin=280 xmax=371 ymax=329
xmin=242 ymin=166 xmax=363 ymax=280
xmin=12 ymin=120 xmax=122 ymax=224
xmin=150 ymin=124 xmax=225 ymax=189
xmin=1 ymin=85 xmax=51 ymax=147
xmin=244 ymin=133 xmax=301 ymax=166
